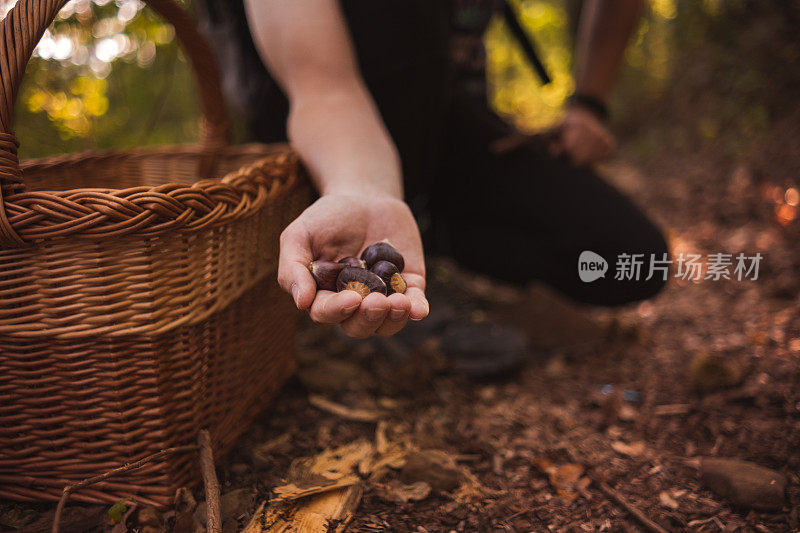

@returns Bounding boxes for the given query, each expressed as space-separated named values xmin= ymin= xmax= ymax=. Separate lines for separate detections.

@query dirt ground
xmin=212 ymin=113 xmax=798 ymax=531
xmin=3 ymin=114 xmax=799 ymax=533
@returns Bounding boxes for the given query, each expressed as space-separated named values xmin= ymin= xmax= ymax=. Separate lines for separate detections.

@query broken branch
xmin=51 ymin=444 xmax=197 ymax=533
xmin=198 ymin=430 xmax=222 ymax=533
xmin=595 ymin=480 xmax=669 ymax=533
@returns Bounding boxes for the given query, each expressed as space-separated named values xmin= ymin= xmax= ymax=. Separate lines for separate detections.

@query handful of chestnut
xmin=308 ymin=240 xmax=407 ymax=298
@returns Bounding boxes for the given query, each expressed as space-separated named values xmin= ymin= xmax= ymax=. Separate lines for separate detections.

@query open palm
xmin=278 ymin=193 xmax=428 ymax=338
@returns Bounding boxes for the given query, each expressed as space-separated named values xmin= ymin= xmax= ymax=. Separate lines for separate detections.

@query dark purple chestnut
xmin=370 ymin=260 xmax=407 ymax=295
xmin=338 ymin=256 xmax=367 ymax=269
xmin=360 ymin=240 xmax=405 ymax=271
xmin=336 ymin=266 xmax=386 ymax=298
xmin=308 ymin=260 xmax=347 ymax=291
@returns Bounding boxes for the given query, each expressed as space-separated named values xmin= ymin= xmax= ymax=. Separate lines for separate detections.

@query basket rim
xmin=19 ymin=142 xmax=292 ymax=175
xmin=0 ymin=143 xmax=303 ymax=245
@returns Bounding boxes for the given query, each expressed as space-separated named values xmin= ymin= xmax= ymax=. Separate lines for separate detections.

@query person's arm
xmin=244 ymin=0 xmax=428 ymax=338
xmin=573 ymin=0 xmax=643 ymax=103
xmin=549 ymin=0 xmax=644 ymax=165
xmin=245 ymin=0 xmax=401 ymax=199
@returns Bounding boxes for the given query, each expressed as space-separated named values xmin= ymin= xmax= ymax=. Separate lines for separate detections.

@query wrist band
xmin=568 ymin=93 xmax=609 ymax=121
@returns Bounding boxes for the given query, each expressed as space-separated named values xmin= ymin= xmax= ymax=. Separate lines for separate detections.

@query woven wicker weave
xmin=0 ymin=0 xmax=308 ymax=507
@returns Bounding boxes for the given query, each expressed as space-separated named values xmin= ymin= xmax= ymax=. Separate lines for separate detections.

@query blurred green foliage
xmin=11 ymin=0 xmax=199 ymax=159
xmin=486 ymin=0 xmax=574 ymax=130
xmin=488 ymin=0 xmax=799 ymax=158
xmin=8 ymin=0 xmax=799 ymax=160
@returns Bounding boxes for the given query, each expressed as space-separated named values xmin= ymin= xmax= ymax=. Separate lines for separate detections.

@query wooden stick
xmin=198 ymin=430 xmax=222 ymax=533
xmin=308 ymin=394 xmax=384 ymax=422
xmin=595 ymin=481 xmax=668 ymax=533
xmin=51 ymin=444 xmax=197 ymax=533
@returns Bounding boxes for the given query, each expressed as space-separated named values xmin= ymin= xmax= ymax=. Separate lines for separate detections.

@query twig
xmin=594 ymin=480 xmax=668 ymax=533
xmin=51 ymin=444 xmax=197 ymax=533
xmin=504 ymin=508 xmax=535 ymax=521
xmin=198 ymin=430 xmax=222 ymax=533
xmin=562 ymin=448 xmax=667 ymax=533
xmin=308 ymin=394 xmax=385 ymax=422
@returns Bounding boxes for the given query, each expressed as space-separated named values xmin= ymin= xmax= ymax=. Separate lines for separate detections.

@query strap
xmin=501 ymin=0 xmax=552 ymax=85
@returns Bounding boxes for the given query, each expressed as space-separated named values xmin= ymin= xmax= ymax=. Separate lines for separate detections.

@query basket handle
xmin=0 ymin=0 xmax=230 ymax=197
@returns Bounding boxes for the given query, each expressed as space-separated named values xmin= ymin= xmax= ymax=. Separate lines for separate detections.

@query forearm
xmin=288 ymin=84 xmax=402 ymax=199
xmin=574 ymin=0 xmax=644 ymax=102
xmin=244 ymin=0 xmax=402 ymax=199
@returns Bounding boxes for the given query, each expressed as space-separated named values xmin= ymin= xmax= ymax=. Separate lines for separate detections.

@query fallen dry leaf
xmin=271 ymin=440 xmax=375 ymax=503
xmin=246 ymin=438 xmax=417 ymax=530
xmin=245 ymin=485 xmax=362 ymax=533
xmin=271 ymin=476 xmax=360 ymax=503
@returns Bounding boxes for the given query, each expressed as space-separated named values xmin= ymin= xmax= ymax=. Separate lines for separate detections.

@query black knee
xmin=563 ymin=219 xmax=670 ymax=307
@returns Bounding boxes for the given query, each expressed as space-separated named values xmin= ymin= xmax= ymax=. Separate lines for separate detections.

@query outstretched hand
xmin=278 ymin=193 xmax=429 ymax=338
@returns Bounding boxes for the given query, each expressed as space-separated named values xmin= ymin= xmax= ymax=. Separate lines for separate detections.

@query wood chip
xmin=658 ymin=491 xmax=679 ymax=509
xmin=611 ymin=440 xmax=646 ymax=457
xmin=309 ymin=395 xmax=386 ymax=422
xmin=270 ymin=475 xmax=361 ymax=503
xmin=244 ymin=438 xmax=414 ymax=531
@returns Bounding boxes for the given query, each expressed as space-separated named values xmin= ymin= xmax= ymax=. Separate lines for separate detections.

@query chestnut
xmin=336 ymin=266 xmax=387 ymax=298
xmin=361 ymin=240 xmax=405 ymax=271
xmin=370 ymin=260 xmax=407 ymax=295
xmin=308 ymin=260 xmax=346 ymax=291
xmin=338 ymin=256 xmax=367 ymax=269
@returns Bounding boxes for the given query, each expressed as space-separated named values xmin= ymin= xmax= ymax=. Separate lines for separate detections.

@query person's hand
xmin=278 ymin=193 xmax=429 ymax=338
xmin=547 ymin=105 xmax=617 ymax=166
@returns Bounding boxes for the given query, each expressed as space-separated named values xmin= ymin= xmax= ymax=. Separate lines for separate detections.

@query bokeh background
xmin=6 ymin=1 xmax=796 ymax=161
xmin=3 ymin=0 xmax=798 ymax=227
xmin=1 ymin=2 xmax=799 ymax=530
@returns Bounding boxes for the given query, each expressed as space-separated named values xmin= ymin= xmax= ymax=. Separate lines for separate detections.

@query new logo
xmin=578 ymin=251 xmax=608 ymax=282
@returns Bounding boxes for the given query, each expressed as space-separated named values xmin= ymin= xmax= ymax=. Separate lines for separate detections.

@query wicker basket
xmin=0 ymin=0 xmax=308 ymax=508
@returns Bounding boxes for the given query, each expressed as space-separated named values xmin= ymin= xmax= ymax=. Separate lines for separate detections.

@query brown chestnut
xmin=370 ymin=260 xmax=407 ymax=295
xmin=308 ymin=260 xmax=346 ymax=291
xmin=336 ymin=266 xmax=386 ymax=298
xmin=338 ymin=256 xmax=367 ymax=269
xmin=361 ymin=240 xmax=405 ymax=271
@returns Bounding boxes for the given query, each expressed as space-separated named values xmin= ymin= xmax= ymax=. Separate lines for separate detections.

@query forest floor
xmin=228 ymin=113 xmax=799 ymax=532
xmin=215 ymin=111 xmax=798 ymax=532
xmin=3 ymin=118 xmax=800 ymax=533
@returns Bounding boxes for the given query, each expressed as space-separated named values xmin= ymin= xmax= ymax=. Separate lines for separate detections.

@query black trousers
xmin=423 ymin=88 xmax=669 ymax=306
